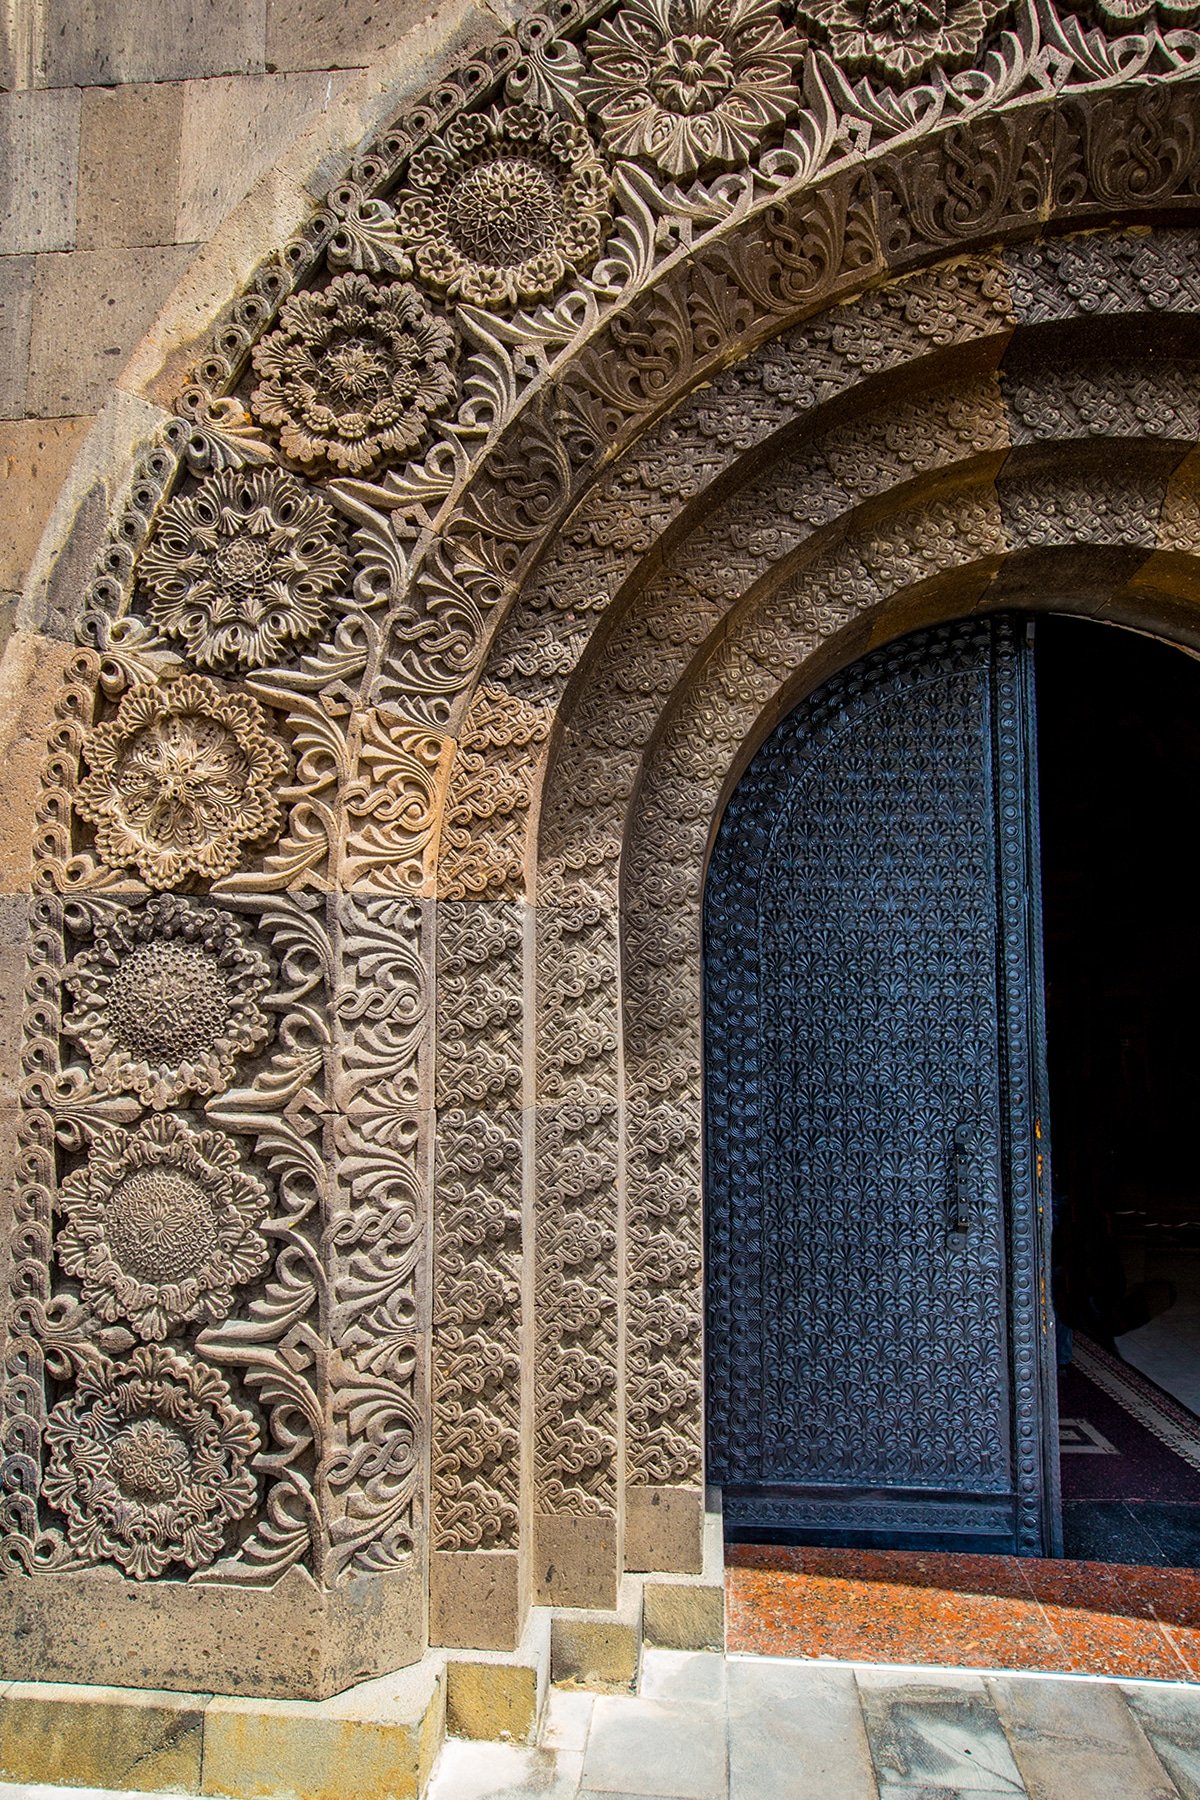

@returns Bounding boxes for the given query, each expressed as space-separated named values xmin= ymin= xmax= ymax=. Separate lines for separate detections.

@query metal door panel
xmin=704 ymin=618 xmax=1057 ymax=1553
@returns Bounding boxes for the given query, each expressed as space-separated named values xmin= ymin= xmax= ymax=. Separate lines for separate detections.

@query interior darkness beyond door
xmin=704 ymin=617 xmax=1060 ymax=1555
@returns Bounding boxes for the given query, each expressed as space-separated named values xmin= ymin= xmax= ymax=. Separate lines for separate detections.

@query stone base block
xmin=642 ymin=1490 xmax=726 ymax=1652
xmin=535 ymin=1510 xmax=619 ymax=1610
xmin=0 ymin=1659 xmax=445 ymax=1800
xmin=443 ymin=1608 xmax=551 ymax=1743
xmin=430 ymin=1547 xmax=521 ymax=1651
xmin=0 ymin=1681 xmax=206 ymax=1792
xmin=624 ymin=1484 xmax=705 ymax=1574
xmin=0 ymin=1561 xmax=424 ymax=1699
xmin=550 ymin=1576 xmax=643 ymax=1693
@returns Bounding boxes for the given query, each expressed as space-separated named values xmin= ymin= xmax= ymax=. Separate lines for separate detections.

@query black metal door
xmin=704 ymin=618 xmax=1060 ymax=1554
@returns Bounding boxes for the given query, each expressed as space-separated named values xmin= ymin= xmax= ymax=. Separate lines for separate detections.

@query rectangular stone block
xmin=201 ymin=1661 xmax=444 ymax=1800
xmin=550 ymin=1577 xmax=643 ymax=1693
xmin=536 ymin=1511 xmax=620 ymax=1611
xmin=0 ymin=1681 xmax=207 ymax=1791
xmin=0 ymin=416 xmax=93 ymax=595
xmin=44 ymin=0 xmax=266 ymax=86
xmin=78 ymin=83 xmax=184 ymax=251
xmin=431 ymin=1548 xmax=522 ymax=1652
xmin=642 ymin=1581 xmax=724 ymax=1654
xmin=177 ymin=71 xmax=353 ymax=242
xmin=992 ymin=1677 xmax=1180 ymax=1800
xmin=0 ymin=90 xmax=81 ymax=255
xmin=0 ymin=257 xmax=34 ymax=419
xmin=625 ymin=1484 xmax=704 ymax=1574
xmin=265 ymin=0 xmax=433 ymax=70
xmin=27 ymin=245 xmax=197 ymax=417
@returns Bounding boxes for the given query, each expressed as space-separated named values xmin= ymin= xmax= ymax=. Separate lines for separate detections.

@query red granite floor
xmin=726 ymin=1545 xmax=1200 ymax=1679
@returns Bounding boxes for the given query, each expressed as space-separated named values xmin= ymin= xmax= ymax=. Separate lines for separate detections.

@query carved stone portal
xmin=4 ymin=0 xmax=1200 ymax=1696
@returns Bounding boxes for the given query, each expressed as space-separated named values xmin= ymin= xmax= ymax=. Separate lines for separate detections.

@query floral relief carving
xmin=63 ymin=898 xmax=273 ymax=1110
xmin=137 ymin=470 xmax=351 ymax=673
xmin=250 ymin=273 xmax=457 ymax=474
xmin=792 ymin=0 xmax=1008 ymax=78
xmin=57 ymin=1114 xmax=273 ymax=1342
xmin=74 ymin=676 xmax=288 ymax=888
xmin=393 ymin=105 xmax=611 ymax=310
xmin=580 ymin=0 xmax=805 ymax=178
xmin=43 ymin=1347 xmax=259 ymax=1580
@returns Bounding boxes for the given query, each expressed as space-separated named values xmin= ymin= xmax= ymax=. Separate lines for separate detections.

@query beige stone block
xmin=0 ymin=257 xmax=34 ymax=419
xmin=0 ymin=1681 xmax=206 ymax=1791
xmin=550 ymin=1577 xmax=643 ymax=1693
xmin=0 ymin=416 xmax=93 ymax=594
xmin=0 ymin=90 xmax=81 ymax=255
xmin=642 ymin=1582 xmax=725 ymax=1654
xmin=78 ymin=84 xmax=184 ymax=251
xmin=201 ymin=1660 xmax=444 ymax=1800
xmin=177 ymin=71 xmax=355 ymax=242
xmin=44 ymin=0 xmax=266 ymax=87
xmin=27 ymin=245 xmax=197 ymax=417
xmin=0 ymin=631 xmax=76 ymax=895
xmin=0 ymin=1561 xmax=425 ymax=1700
xmin=0 ymin=895 xmax=29 ymax=1109
xmin=624 ymin=1485 xmax=705 ymax=1575
xmin=535 ymin=1511 xmax=620 ymax=1610
xmin=266 ymin=0 xmax=451 ymax=71
xmin=431 ymin=1548 xmax=522 ymax=1651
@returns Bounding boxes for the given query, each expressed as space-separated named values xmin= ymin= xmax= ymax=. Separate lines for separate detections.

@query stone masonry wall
xmin=0 ymin=0 xmax=446 ymax=656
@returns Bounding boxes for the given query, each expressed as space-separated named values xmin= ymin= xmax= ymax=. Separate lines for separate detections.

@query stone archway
xmin=4 ymin=0 xmax=1200 ymax=1697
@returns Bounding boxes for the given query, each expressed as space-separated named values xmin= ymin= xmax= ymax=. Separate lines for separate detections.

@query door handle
xmin=949 ymin=1123 xmax=977 ymax=1237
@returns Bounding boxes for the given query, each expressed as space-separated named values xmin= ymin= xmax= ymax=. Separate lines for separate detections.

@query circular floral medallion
xmin=74 ymin=675 xmax=288 ymax=888
xmin=64 ymin=897 xmax=273 ymax=1109
xmin=579 ymin=0 xmax=805 ymax=180
xmin=250 ymin=272 xmax=457 ymax=475
xmin=43 ymin=1346 xmax=259 ymax=1579
xmin=393 ymin=105 xmax=612 ymax=311
xmin=56 ymin=1113 xmax=272 ymax=1340
xmin=137 ymin=469 xmax=351 ymax=673
xmin=792 ymin=0 xmax=1006 ymax=77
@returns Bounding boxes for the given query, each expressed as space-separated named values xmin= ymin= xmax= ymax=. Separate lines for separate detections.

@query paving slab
xmin=640 ymin=1651 xmax=727 ymax=1707
xmin=582 ymin=1695 xmax=727 ymax=1799
xmin=727 ymin=1659 xmax=877 ymax=1800
xmin=857 ymin=1669 xmax=1026 ymax=1796
xmin=542 ymin=1688 xmax=596 ymax=1752
xmin=989 ymin=1674 xmax=1178 ymax=1799
xmin=428 ymin=1739 xmax=583 ymax=1799
xmin=1123 ymin=1682 xmax=1200 ymax=1800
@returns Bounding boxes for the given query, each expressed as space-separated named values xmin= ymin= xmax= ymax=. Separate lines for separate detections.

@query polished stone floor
xmin=424 ymin=1651 xmax=1200 ymax=1799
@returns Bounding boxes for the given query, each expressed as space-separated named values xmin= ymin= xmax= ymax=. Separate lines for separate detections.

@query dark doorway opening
xmin=1037 ymin=615 xmax=1200 ymax=1566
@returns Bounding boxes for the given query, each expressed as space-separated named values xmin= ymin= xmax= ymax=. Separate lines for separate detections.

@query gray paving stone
xmin=583 ymin=1695 xmax=727 ymax=1799
xmin=727 ymin=1659 xmax=877 ymax=1800
xmin=543 ymin=1688 xmax=596 ymax=1753
xmin=1122 ymin=1682 xmax=1200 ymax=1800
xmin=990 ymin=1675 xmax=1178 ymax=1800
xmin=641 ymin=1650 xmax=727 ymax=1707
xmin=858 ymin=1671 xmax=1026 ymax=1795
xmin=429 ymin=1739 xmax=584 ymax=1799
xmin=0 ymin=90 xmax=80 ymax=257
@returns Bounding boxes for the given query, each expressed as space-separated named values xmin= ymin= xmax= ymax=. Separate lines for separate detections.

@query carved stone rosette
xmin=5 ymin=0 xmax=1200 ymax=1698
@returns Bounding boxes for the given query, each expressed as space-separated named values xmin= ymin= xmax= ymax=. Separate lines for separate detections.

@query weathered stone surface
xmin=0 ymin=89 xmax=81 ymax=256
xmin=77 ymin=83 xmax=184 ymax=250
xmin=641 ymin=1581 xmax=724 ymax=1655
xmin=0 ymin=1681 xmax=207 ymax=1791
xmin=1122 ymin=1683 xmax=1200 ymax=1800
xmin=550 ymin=1581 xmax=642 ymax=1693
xmin=27 ymin=246 xmax=197 ymax=416
xmin=0 ymin=257 xmax=34 ymax=420
xmin=265 ymin=0 xmax=437 ymax=71
xmin=728 ymin=1662 xmax=878 ymax=1800
xmin=0 ymin=416 xmax=92 ymax=595
xmin=991 ymin=1675 xmax=1177 ymax=1800
xmin=431 ymin=1549 xmax=522 ymax=1653
xmin=177 ymin=71 xmax=355 ymax=241
xmin=44 ymin=0 xmax=266 ymax=86
xmin=582 ymin=1693 xmax=726 ymax=1799
xmin=202 ymin=1661 xmax=444 ymax=1800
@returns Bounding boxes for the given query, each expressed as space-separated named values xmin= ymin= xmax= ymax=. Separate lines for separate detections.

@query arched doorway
xmin=704 ymin=612 xmax=1200 ymax=1561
